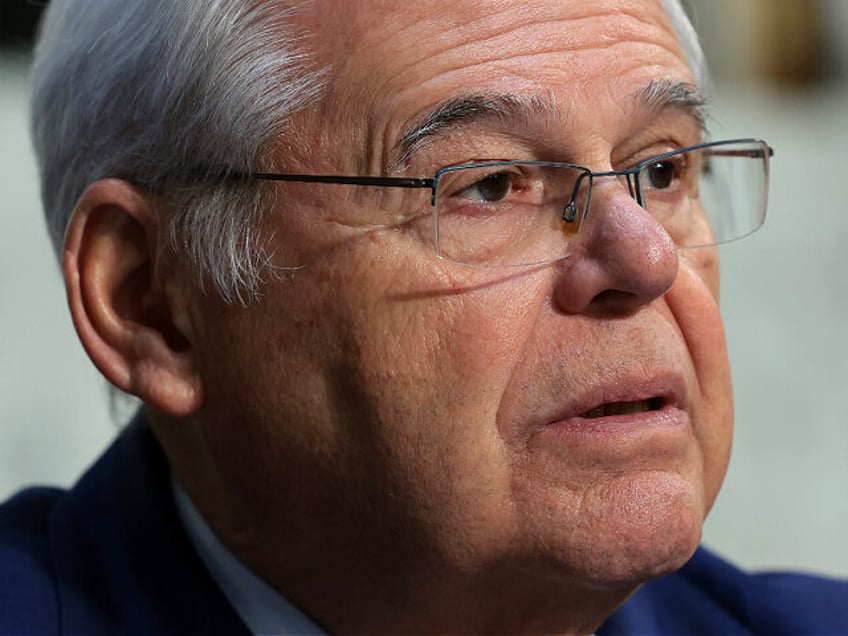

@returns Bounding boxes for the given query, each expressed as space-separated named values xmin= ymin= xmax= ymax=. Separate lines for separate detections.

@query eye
xmin=645 ymin=160 xmax=676 ymax=189
xmin=457 ymin=171 xmax=517 ymax=202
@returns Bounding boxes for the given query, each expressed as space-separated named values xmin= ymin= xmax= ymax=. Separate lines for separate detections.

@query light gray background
xmin=2 ymin=4 xmax=847 ymax=578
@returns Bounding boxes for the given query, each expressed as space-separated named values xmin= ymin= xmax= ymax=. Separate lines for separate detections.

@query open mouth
xmin=580 ymin=397 xmax=665 ymax=418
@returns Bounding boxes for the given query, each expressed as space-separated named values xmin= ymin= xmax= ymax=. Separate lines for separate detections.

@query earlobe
xmin=64 ymin=179 xmax=204 ymax=417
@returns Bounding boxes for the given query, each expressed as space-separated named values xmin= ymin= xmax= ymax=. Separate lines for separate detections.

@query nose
xmin=552 ymin=183 xmax=678 ymax=316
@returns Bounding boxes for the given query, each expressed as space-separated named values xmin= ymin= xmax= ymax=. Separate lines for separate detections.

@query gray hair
xmin=30 ymin=0 xmax=326 ymax=304
xmin=30 ymin=0 xmax=707 ymax=305
xmin=662 ymin=0 xmax=711 ymax=95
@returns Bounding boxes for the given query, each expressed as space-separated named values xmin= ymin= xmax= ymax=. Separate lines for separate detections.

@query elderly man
xmin=2 ymin=0 xmax=845 ymax=634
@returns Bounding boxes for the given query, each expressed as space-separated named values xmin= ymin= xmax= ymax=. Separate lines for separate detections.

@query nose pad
xmin=561 ymin=201 xmax=581 ymax=238
xmin=561 ymin=173 xmax=591 ymax=237
xmin=552 ymin=183 xmax=678 ymax=317
xmin=562 ymin=201 xmax=578 ymax=224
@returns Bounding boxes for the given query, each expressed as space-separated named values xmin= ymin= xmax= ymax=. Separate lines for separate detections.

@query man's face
xmin=188 ymin=0 xmax=731 ymax=605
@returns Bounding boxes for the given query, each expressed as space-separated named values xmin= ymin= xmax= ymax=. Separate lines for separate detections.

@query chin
xmin=593 ymin=523 xmax=702 ymax=590
xmin=523 ymin=469 xmax=708 ymax=591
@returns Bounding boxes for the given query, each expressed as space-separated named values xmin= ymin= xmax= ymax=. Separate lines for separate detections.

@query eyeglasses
xmin=241 ymin=138 xmax=773 ymax=267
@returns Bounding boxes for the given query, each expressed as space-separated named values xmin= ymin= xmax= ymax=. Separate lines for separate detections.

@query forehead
xmin=299 ymin=0 xmax=694 ymax=166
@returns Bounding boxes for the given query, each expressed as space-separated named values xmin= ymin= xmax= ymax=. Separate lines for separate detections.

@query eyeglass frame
xmin=229 ymin=137 xmax=773 ymax=244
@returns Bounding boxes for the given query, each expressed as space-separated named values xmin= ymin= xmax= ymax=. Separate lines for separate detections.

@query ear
xmin=64 ymin=179 xmax=203 ymax=416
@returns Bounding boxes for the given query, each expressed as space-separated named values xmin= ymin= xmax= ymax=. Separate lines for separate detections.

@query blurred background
xmin=1 ymin=1 xmax=847 ymax=577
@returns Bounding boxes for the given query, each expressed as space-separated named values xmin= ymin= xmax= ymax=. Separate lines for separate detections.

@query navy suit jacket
xmin=2 ymin=417 xmax=847 ymax=634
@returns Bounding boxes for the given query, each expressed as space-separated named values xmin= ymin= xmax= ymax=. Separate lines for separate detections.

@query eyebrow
xmin=634 ymin=79 xmax=708 ymax=131
xmin=392 ymin=79 xmax=708 ymax=166
xmin=392 ymin=94 xmax=562 ymax=167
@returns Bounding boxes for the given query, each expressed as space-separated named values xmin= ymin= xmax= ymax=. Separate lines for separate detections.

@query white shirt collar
xmin=172 ymin=477 xmax=327 ymax=636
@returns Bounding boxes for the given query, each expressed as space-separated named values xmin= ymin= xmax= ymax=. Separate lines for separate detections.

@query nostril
xmin=587 ymin=290 xmax=644 ymax=316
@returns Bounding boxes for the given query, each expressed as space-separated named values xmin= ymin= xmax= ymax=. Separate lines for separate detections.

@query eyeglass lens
xmin=432 ymin=140 xmax=770 ymax=266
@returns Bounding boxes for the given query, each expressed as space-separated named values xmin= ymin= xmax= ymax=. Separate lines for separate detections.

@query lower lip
xmin=544 ymin=404 xmax=688 ymax=439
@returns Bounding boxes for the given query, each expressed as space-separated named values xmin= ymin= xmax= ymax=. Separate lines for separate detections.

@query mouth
xmin=579 ymin=397 xmax=666 ymax=419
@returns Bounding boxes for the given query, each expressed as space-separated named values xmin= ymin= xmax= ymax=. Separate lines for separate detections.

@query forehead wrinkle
xmin=391 ymin=93 xmax=564 ymax=169
xmin=633 ymin=79 xmax=708 ymax=133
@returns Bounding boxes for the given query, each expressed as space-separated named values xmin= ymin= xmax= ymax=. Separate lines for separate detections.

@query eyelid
xmin=613 ymin=123 xmax=704 ymax=170
xmin=438 ymin=163 xmax=522 ymax=194
xmin=614 ymin=143 xmax=685 ymax=172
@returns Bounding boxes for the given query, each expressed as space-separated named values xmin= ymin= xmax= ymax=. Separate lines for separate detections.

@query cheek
xmin=246 ymin=190 xmax=550 ymax=466
xmin=665 ymin=257 xmax=732 ymax=510
xmin=681 ymin=245 xmax=721 ymax=299
xmin=340 ymin=263 xmax=546 ymax=465
xmin=285 ymin=250 xmax=553 ymax=561
xmin=332 ymin=237 xmax=545 ymax=409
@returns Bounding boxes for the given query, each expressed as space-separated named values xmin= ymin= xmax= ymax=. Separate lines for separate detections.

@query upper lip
xmin=544 ymin=372 xmax=687 ymax=425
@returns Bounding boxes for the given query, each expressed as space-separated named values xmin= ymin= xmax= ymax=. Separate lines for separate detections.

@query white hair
xmin=30 ymin=0 xmax=326 ymax=304
xmin=662 ymin=0 xmax=711 ymax=94
xmin=30 ymin=0 xmax=707 ymax=305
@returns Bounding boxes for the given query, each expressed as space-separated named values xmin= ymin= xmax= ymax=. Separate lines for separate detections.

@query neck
xmin=152 ymin=411 xmax=636 ymax=635
xmin=240 ymin=535 xmax=635 ymax=635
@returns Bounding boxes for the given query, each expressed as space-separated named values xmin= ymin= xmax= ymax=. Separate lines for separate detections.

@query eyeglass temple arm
xmin=249 ymin=173 xmax=435 ymax=189
xmin=704 ymin=146 xmax=774 ymax=159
